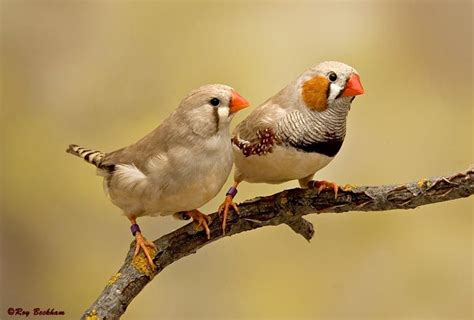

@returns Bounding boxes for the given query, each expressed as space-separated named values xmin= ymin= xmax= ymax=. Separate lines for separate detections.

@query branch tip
xmin=285 ymin=217 xmax=315 ymax=241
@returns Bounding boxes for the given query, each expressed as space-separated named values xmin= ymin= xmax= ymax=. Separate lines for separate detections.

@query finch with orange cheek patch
xmin=218 ymin=61 xmax=364 ymax=233
xmin=67 ymin=84 xmax=249 ymax=268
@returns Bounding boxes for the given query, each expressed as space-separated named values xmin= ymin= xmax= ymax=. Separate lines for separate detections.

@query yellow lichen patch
xmin=107 ymin=272 xmax=121 ymax=286
xmin=279 ymin=196 xmax=288 ymax=205
xmin=302 ymin=75 xmax=329 ymax=112
xmin=85 ymin=309 xmax=99 ymax=320
xmin=417 ymin=178 xmax=428 ymax=188
xmin=342 ymin=184 xmax=358 ymax=191
xmin=132 ymin=247 xmax=158 ymax=278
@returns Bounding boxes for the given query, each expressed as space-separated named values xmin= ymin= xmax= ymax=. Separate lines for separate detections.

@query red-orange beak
xmin=341 ymin=74 xmax=365 ymax=97
xmin=229 ymin=90 xmax=250 ymax=113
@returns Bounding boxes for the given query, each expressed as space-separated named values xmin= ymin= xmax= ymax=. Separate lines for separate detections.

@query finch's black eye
xmin=328 ymin=72 xmax=338 ymax=82
xmin=210 ymin=98 xmax=220 ymax=107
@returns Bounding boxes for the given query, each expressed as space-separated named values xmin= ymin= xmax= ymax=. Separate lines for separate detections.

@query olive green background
xmin=1 ymin=1 xmax=472 ymax=319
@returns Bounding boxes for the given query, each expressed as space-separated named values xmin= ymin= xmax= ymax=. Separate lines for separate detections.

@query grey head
xmin=174 ymin=84 xmax=250 ymax=138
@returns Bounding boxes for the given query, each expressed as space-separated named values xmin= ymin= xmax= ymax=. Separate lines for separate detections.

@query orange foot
xmin=133 ymin=232 xmax=157 ymax=269
xmin=186 ymin=209 xmax=211 ymax=239
xmin=218 ymin=195 xmax=239 ymax=235
xmin=311 ymin=180 xmax=340 ymax=199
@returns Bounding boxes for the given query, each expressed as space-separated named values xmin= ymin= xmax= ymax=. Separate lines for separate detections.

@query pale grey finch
xmin=218 ymin=61 xmax=364 ymax=233
xmin=67 ymin=84 xmax=249 ymax=267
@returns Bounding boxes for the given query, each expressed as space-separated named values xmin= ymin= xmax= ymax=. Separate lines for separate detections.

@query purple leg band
xmin=226 ymin=186 xmax=238 ymax=198
xmin=130 ymin=223 xmax=141 ymax=236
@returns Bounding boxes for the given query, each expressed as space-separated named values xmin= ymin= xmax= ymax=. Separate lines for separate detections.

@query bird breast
xmin=149 ymin=134 xmax=233 ymax=214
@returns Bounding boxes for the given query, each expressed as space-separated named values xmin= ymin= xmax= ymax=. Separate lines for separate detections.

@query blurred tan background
xmin=1 ymin=1 xmax=472 ymax=319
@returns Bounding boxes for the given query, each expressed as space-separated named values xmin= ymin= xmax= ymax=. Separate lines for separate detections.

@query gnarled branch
xmin=82 ymin=167 xmax=473 ymax=320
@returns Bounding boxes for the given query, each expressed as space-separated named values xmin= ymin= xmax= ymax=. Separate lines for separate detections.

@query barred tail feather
xmin=66 ymin=144 xmax=105 ymax=168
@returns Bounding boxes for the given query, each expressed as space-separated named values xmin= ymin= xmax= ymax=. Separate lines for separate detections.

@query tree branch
xmin=82 ymin=167 xmax=473 ymax=320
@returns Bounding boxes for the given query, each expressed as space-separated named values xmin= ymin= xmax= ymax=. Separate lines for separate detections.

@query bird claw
xmin=186 ymin=210 xmax=211 ymax=239
xmin=218 ymin=195 xmax=239 ymax=235
xmin=133 ymin=232 xmax=157 ymax=270
xmin=312 ymin=180 xmax=339 ymax=199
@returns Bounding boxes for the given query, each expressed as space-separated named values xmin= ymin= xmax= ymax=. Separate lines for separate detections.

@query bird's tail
xmin=66 ymin=144 xmax=105 ymax=168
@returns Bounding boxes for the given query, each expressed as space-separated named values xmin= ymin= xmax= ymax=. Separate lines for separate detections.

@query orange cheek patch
xmin=302 ymin=76 xmax=329 ymax=112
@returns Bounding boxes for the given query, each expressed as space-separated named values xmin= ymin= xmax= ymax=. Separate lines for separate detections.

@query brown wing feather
xmin=233 ymin=84 xmax=297 ymax=142
xmin=100 ymin=114 xmax=183 ymax=172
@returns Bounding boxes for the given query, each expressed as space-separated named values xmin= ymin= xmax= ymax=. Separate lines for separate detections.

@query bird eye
xmin=328 ymin=72 xmax=338 ymax=82
xmin=209 ymin=98 xmax=220 ymax=107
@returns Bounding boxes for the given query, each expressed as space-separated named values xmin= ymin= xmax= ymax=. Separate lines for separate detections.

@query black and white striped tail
xmin=66 ymin=144 xmax=105 ymax=168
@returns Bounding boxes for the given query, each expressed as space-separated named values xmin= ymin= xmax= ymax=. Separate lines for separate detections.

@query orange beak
xmin=229 ymin=90 xmax=250 ymax=113
xmin=341 ymin=74 xmax=365 ymax=97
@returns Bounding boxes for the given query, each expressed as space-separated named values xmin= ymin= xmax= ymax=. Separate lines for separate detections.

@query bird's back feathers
xmin=99 ymin=113 xmax=189 ymax=172
xmin=234 ymin=93 xmax=289 ymax=142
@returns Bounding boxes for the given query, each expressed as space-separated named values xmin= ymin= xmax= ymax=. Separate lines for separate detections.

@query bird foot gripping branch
xmin=130 ymin=220 xmax=157 ymax=271
xmin=308 ymin=180 xmax=340 ymax=199
xmin=185 ymin=209 xmax=212 ymax=239
xmin=218 ymin=183 xmax=240 ymax=234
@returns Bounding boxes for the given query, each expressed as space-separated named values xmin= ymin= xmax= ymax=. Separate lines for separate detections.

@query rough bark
xmin=82 ymin=167 xmax=473 ymax=320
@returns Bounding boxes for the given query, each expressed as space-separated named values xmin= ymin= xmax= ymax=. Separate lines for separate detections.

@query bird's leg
xmin=218 ymin=181 xmax=240 ymax=235
xmin=129 ymin=217 xmax=157 ymax=269
xmin=308 ymin=180 xmax=340 ymax=199
xmin=184 ymin=209 xmax=212 ymax=239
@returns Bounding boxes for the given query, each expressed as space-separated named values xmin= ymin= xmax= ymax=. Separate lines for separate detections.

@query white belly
xmin=150 ymin=159 xmax=231 ymax=215
xmin=233 ymin=145 xmax=333 ymax=184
